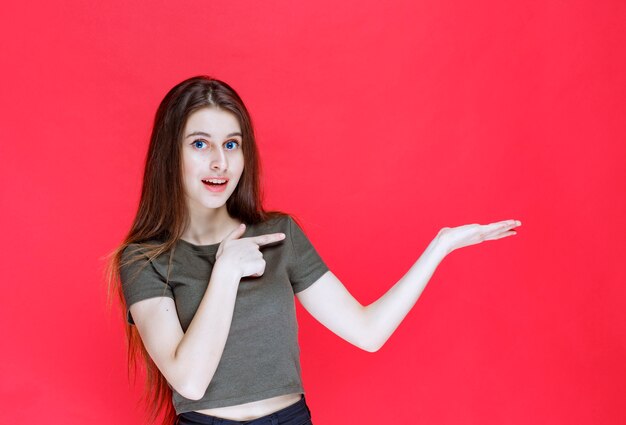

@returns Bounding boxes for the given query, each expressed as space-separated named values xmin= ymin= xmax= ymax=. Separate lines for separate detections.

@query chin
xmin=201 ymin=201 xmax=228 ymax=210
xmin=204 ymin=195 xmax=235 ymax=210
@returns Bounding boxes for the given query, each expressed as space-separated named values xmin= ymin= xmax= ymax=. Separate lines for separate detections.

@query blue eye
xmin=193 ymin=140 xmax=207 ymax=149
xmin=225 ymin=140 xmax=240 ymax=150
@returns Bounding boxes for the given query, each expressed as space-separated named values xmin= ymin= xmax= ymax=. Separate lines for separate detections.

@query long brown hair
xmin=104 ymin=76 xmax=285 ymax=425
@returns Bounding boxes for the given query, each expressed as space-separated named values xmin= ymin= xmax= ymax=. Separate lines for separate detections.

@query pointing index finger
xmin=248 ymin=232 xmax=287 ymax=247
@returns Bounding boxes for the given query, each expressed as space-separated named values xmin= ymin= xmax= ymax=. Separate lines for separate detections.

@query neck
xmin=181 ymin=205 xmax=242 ymax=246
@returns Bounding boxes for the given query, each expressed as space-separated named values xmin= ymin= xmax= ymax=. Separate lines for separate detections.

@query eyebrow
xmin=185 ymin=131 xmax=242 ymax=139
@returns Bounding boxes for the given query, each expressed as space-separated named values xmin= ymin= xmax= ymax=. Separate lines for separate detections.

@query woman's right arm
xmin=128 ymin=224 xmax=286 ymax=400
xmin=130 ymin=264 xmax=241 ymax=400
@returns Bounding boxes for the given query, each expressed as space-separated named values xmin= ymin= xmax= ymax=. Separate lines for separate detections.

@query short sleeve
xmin=287 ymin=216 xmax=329 ymax=293
xmin=119 ymin=244 xmax=174 ymax=325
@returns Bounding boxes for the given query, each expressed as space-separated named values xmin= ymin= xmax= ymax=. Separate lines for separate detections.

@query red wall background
xmin=1 ymin=0 xmax=625 ymax=424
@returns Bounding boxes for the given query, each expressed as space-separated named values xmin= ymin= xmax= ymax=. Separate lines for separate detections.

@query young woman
xmin=106 ymin=76 xmax=521 ymax=425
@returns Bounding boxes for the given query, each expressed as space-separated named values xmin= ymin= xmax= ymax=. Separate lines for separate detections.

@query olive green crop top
xmin=119 ymin=214 xmax=329 ymax=414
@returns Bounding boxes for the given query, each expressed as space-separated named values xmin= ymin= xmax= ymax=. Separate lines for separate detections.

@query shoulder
xmin=256 ymin=213 xmax=315 ymax=243
xmin=119 ymin=240 xmax=170 ymax=279
xmin=253 ymin=212 xmax=293 ymax=234
xmin=249 ymin=213 xmax=314 ymax=254
xmin=121 ymin=240 xmax=161 ymax=262
xmin=255 ymin=212 xmax=316 ymax=231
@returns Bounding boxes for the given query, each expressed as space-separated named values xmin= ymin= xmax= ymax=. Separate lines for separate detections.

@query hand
xmin=436 ymin=219 xmax=522 ymax=255
xmin=215 ymin=224 xmax=286 ymax=279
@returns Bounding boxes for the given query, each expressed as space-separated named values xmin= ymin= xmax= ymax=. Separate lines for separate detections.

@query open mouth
xmin=201 ymin=178 xmax=228 ymax=186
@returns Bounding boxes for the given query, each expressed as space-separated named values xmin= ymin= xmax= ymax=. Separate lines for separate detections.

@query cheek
xmin=232 ymin=153 xmax=245 ymax=176
xmin=183 ymin=153 xmax=205 ymax=174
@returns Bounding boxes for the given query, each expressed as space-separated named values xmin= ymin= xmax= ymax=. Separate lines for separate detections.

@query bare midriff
xmin=193 ymin=392 xmax=303 ymax=421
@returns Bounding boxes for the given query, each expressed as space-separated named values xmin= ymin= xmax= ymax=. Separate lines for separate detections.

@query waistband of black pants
xmin=177 ymin=394 xmax=308 ymax=425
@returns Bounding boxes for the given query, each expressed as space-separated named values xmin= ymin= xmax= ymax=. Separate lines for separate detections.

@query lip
xmin=202 ymin=176 xmax=229 ymax=182
xmin=201 ymin=177 xmax=229 ymax=193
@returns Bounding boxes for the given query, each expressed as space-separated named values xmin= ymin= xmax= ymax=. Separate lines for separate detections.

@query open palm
xmin=437 ymin=219 xmax=521 ymax=255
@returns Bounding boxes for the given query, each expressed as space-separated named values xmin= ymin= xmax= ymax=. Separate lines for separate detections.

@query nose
xmin=210 ymin=147 xmax=228 ymax=171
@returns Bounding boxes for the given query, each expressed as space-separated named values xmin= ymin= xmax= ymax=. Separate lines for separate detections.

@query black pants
xmin=176 ymin=395 xmax=313 ymax=425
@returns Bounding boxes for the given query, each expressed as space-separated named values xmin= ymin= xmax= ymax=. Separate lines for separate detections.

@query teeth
xmin=203 ymin=179 xmax=227 ymax=184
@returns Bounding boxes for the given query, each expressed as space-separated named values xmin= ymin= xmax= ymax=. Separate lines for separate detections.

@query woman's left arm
xmin=295 ymin=219 xmax=521 ymax=352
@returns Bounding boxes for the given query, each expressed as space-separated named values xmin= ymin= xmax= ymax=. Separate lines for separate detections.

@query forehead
xmin=184 ymin=107 xmax=241 ymax=135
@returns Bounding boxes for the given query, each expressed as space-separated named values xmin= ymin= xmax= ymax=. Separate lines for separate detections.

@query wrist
xmin=213 ymin=259 xmax=243 ymax=283
xmin=430 ymin=234 xmax=451 ymax=259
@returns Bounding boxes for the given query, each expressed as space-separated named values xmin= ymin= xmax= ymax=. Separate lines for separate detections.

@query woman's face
xmin=181 ymin=107 xmax=245 ymax=216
